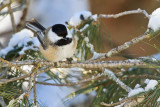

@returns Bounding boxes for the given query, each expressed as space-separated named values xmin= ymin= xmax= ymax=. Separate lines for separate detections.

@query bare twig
xmin=0 ymin=0 xmax=19 ymax=11
xmin=17 ymin=0 xmax=31 ymax=31
xmin=8 ymin=1 xmax=16 ymax=33
xmin=0 ymin=96 xmax=6 ymax=107
xmin=33 ymin=72 xmax=37 ymax=106
xmin=0 ymin=4 xmax=26 ymax=16
xmin=36 ymin=73 xmax=103 ymax=86
xmin=0 ymin=68 xmax=7 ymax=79
xmin=26 ymin=63 xmax=39 ymax=97
xmin=0 ymin=75 xmax=28 ymax=84
xmin=0 ymin=57 xmax=28 ymax=75
xmin=99 ymin=8 xmax=150 ymax=19
xmin=100 ymin=97 xmax=135 ymax=107
xmin=121 ymin=74 xmax=160 ymax=80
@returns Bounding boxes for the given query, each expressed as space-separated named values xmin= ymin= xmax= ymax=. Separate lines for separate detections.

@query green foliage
xmin=71 ymin=17 xmax=102 ymax=60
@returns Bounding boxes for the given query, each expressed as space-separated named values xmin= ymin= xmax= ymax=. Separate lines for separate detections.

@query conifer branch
xmin=86 ymin=29 xmax=160 ymax=62
xmin=101 ymin=95 xmax=145 ymax=107
xmin=87 ymin=32 xmax=149 ymax=62
xmin=121 ymin=74 xmax=160 ymax=80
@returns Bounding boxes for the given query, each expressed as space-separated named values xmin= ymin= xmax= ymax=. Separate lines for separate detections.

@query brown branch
xmin=25 ymin=63 xmax=40 ymax=97
xmin=0 ymin=96 xmax=6 ymax=107
xmin=121 ymin=74 xmax=160 ymax=80
xmin=17 ymin=0 xmax=31 ymax=31
xmin=0 ymin=75 xmax=28 ymax=84
xmin=0 ymin=57 xmax=29 ymax=75
xmin=101 ymin=95 xmax=145 ymax=107
xmin=100 ymin=97 xmax=135 ymax=106
xmin=36 ymin=74 xmax=103 ymax=86
xmin=33 ymin=72 xmax=37 ymax=106
xmin=0 ymin=4 xmax=25 ymax=16
xmin=1 ymin=58 xmax=160 ymax=70
xmin=0 ymin=0 xmax=19 ymax=11
xmin=8 ymin=1 xmax=16 ymax=33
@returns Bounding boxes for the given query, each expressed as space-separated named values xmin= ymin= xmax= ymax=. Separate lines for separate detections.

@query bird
xmin=25 ymin=18 xmax=77 ymax=62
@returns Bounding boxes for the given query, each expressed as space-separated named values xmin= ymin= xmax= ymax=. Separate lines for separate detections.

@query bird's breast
xmin=39 ymin=37 xmax=77 ymax=62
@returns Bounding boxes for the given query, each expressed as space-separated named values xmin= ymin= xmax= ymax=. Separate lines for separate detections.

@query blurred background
xmin=90 ymin=0 xmax=160 ymax=60
xmin=0 ymin=0 xmax=160 ymax=106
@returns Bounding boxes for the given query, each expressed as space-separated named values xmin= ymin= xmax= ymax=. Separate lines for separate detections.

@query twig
xmin=1 ymin=70 xmax=159 ymax=87
xmin=0 ymin=4 xmax=26 ymax=16
xmin=8 ymin=1 xmax=16 ymax=33
xmin=0 ymin=96 xmax=6 ymax=107
xmin=7 ymin=93 xmax=26 ymax=106
xmin=17 ymin=0 xmax=31 ymax=31
xmin=0 ymin=57 xmax=29 ymax=75
xmin=86 ymin=30 xmax=152 ymax=62
xmin=100 ymin=97 xmax=135 ymax=106
xmin=33 ymin=71 xmax=37 ymax=106
xmin=0 ymin=68 xmax=7 ymax=79
xmin=86 ymin=20 xmax=160 ymax=63
xmin=2 ymin=58 xmax=160 ymax=70
xmin=104 ymin=69 xmax=132 ymax=92
xmin=36 ymin=73 xmax=104 ymax=86
xmin=0 ymin=75 xmax=28 ymax=84
xmin=1 ymin=71 xmax=159 ymax=86
xmin=25 ymin=63 xmax=39 ymax=97
xmin=121 ymin=74 xmax=160 ymax=80
xmin=0 ymin=0 xmax=19 ymax=11
xmin=99 ymin=8 xmax=150 ymax=19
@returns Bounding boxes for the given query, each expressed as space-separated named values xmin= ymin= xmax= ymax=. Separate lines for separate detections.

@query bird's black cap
xmin=51 ymin=24 xmax=68 ymax=37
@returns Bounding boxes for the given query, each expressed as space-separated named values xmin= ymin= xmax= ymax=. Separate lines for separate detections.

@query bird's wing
xmin=26 ymin=18 xmax=47 ymax=49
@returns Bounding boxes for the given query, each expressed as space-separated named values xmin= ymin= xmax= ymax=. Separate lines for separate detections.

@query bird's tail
xmin=26 ymin=18 xmax=46 ymax=32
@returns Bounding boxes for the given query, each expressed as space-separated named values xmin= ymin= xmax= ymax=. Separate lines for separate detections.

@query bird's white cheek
xmin=48 ymin=29 xmax=62 ymax=43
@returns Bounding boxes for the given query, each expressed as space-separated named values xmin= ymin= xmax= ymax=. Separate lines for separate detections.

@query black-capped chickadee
xmin=26 ymin=19 xmax=77 ymax=62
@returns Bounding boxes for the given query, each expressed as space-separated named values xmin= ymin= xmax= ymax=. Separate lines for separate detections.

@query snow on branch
xmin=86 ymin=29 xmax=160 ymax=62
xmin=99 ymin=8 xmax=150 ymax=19
xmin=101 ymin=97 xmax=135 ymax=107
xmin=104 ymin=69 xmax=132 ymax=92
